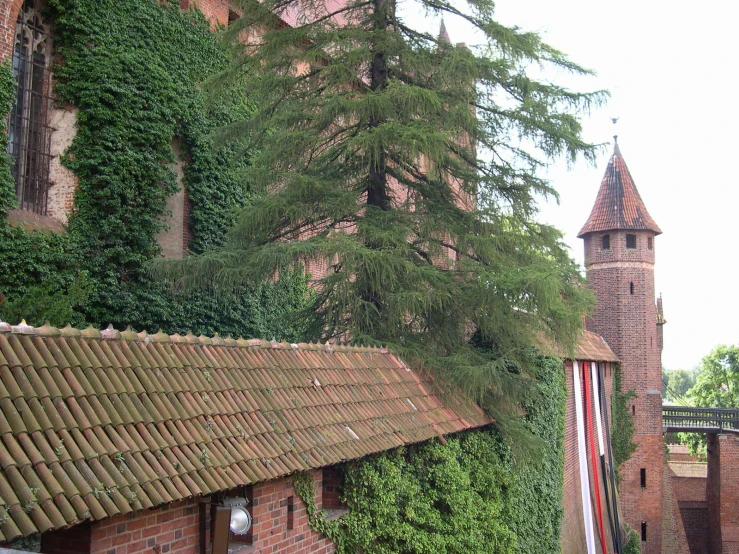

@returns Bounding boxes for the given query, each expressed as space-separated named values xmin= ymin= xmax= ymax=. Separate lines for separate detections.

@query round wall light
xmin=229 ymin=505 xmax=252 ymax=535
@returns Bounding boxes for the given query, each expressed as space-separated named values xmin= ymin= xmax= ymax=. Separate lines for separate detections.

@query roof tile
xmin=579 ymin=142 xmax=661 ymax=237
xmin=0 ymin=322 xmax=490 ymax=538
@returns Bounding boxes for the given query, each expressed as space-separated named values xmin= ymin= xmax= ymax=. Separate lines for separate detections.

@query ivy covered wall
xmin=0 ymin=0 xmax=311 ymax=339
xmin=294 ymin=356 xmax=567 ymax=554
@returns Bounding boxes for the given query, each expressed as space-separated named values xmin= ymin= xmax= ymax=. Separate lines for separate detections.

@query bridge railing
xmin=662 ymin=406 xmax=739 ymax=432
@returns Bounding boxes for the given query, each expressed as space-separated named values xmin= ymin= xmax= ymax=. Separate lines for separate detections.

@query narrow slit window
xmin=641 ymin=522 xmax=647 ymax=542
xmin=632 ymin=405 xmax=636 ymax=415
xmin=626 ymin=234 xmax=637 ymax=249
xmin=8 ymin=0 xmax=54 ymax=215
xmin=647 ymin=237 xmax=653 ymax=250
xmin=602 ymin=234 xmax=610 ymax=250
xmin=640 ymin=468 xmax=646 ymax=488
xmin=630 ymin=282 xmax=634 ymax=295
xmin=286 ymin=496 xmax=294 ymax=530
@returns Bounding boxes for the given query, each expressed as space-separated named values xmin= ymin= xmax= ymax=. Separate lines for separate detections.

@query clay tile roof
xmin=667 ymin=461 xmax=707 ymax=479
xmin=578 ymin=141 xmax=661 ymax=238
xmin=536 ymin=330 xmax=619 ymax=363
xmin=0 ymin=322 xmax=490 ymax=541
xmin=439 ymin=20 xmax=450 ymax=43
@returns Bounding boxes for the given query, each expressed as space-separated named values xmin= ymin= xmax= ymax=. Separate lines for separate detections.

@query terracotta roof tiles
xmin=0 ymin=321 xmax=490 ymax=542
xmin=578 ymin=141 xmax=661 ymax=237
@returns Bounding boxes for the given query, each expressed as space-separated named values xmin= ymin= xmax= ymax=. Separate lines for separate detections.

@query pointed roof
xmin=439 ymin=19 xmax=451 ymax=43
xmin=578 ymin=139 xmax=661 ymax=237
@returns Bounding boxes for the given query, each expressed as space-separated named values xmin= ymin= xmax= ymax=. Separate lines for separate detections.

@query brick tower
xmin=579 ymin=138 xmax=663 ymax=554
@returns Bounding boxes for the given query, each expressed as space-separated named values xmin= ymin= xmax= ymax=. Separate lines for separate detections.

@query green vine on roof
xmin=0 ymin=0 xmax=310 ymax=339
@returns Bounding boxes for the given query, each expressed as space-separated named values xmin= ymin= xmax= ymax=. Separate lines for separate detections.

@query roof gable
xmin=0 ymin=321 xmax=490 ymax=541
xmin=578 ymin=141 xmax=661 ymax=237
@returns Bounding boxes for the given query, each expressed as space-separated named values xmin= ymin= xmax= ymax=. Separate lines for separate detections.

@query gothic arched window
xmin=8 ymin=0 xmax=53 ymax=215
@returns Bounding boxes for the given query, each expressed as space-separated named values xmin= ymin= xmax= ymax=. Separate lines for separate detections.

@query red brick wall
xmin=706 ymin=434 xmax=739 ymax=554
xmin=661 ymin=462 xmax=690 ymax=554
xmin=672 ymin=475 xmax=706 ymax=503
xmin=583 ymin=229 xmax=663 ymax=554
xmin=41 ymin=471 xmax=335 ymax=554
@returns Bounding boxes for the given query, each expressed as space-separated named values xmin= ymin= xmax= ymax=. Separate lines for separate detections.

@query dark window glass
xmin=640 ymin=468 xmax=646 ymax=488
xmin=641 ymin=522 xmax=647 ymax=542
xmin=626 ymin=234 xmax=637 ymax=249
xmin=602 ymin=234 xmax=610 ymax=250
xmin=8 ymin=0 xmax=54 ymax=215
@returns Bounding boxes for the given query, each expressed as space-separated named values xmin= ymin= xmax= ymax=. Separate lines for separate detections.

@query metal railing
xmin=663 ymin=406 xmax=739 ymax=433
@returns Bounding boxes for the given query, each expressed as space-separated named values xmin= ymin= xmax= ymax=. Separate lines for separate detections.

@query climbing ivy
xmin=293 ymin=356 xmax=566 ymax=554
xmin=0 ymin=63 xmax=14 ymax=218
xmin=611 ymin=364 xmax=637 ymax=481
xmin=0 ymin=0 xmax=310 ymax=339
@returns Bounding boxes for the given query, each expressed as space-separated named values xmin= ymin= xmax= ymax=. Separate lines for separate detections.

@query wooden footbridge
xmin=663 ymin=406 xmax=739 ymax=434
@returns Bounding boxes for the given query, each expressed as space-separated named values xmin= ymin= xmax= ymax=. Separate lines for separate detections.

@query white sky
xmin=402 ymin=0 xmax=739 ymax=370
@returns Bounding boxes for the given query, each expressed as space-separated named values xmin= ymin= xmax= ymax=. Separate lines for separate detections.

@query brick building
xmin=0 ymin=320 xmax=492 ymax=553
xmin=579 ymin=139 xmax=665 ymax=553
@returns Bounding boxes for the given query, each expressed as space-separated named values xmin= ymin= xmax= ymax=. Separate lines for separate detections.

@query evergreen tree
xmin=159 ymin=0 xmax=604 ymax=427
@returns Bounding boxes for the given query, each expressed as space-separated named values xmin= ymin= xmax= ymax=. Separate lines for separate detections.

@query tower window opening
xmin=626 ymin=234 xmax=637 ymax=249
xmin=630 ymin=282 xmax=634 ymax=295
xmin=640 ymin=468 xmax=646 ymax=488
xmin=228 ymin=9 xmax=240 ymax=25
xmin=286 ymin=496 xmax=294 ymax=530
xmin=647 ymin=237 xmax=653 ymax=250
xmin=632 ymin=405 xmax=635 ymax=415
xmin=641 ymin=522 xmax=647 ymax=542
xmin=601 ymin=234 xmax=610 ymax=250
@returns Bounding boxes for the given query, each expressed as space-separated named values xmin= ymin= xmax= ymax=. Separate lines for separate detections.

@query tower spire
xmin=439 ymin=19 xmax=450 ymax=43
xmin=578 ymin=141 xmax=660 ymax=237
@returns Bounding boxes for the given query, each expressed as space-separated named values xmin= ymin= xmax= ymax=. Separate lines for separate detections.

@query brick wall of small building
xmin=706 ymin=434 xmax=739 ymax=554
xmin=583 ymin=228 xmax=663 ymax=554
xmin=661 ymin=461 xmax=690 ymax=554
xmin=40 ymin=470 xmax=334 ymax=554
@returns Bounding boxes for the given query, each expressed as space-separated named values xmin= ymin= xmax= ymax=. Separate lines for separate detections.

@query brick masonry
xmin=583 ymin=228 xmax=664 ymax=554
xmin=41 ymin=470 xmax=335 ymax=554
xmin=706 ymin=433 xmax=739 ymax=554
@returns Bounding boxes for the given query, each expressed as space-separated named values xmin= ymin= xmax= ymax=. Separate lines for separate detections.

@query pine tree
xmin=160 ymin=0 xmax=605 ymax=428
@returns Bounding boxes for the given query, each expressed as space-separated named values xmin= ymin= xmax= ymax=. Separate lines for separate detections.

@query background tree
xmin=677 ymin=345 xmax=739 ymax=457
xmin=662 ymin=368 xmax=696 ymax=404
xmin=160 ymin=0 xmax=604 ymax=428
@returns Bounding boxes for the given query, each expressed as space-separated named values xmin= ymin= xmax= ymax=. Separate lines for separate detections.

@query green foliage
xmin=662 ymin=369 xmax=695 ymax=404
xmin=0 ymin=62 xmax=16 ymax=218
xmin=622 ymin=524 xmax=640 ymax=554
xmin=0 ymin=0 xmax=310 ymax=340
xmin=689 ymin=344 xmax=739 ymax=408
xmin=293 ymin=356 xmax=566 ymax=554
xmin=611 ymin=364 xmax=637 ymax=480
xmin=164 ymin=0 xmax=602 ymax=428
xmin=679 ymin=344 xmax=739 ymax=457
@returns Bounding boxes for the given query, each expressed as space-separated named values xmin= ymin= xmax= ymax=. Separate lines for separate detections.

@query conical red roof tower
xmin=578 ymin=138 xmax=661 ymax=237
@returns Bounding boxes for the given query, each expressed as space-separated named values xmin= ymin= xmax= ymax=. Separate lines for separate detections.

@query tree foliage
xmin=160 ymin=0 xmax=603 ymax=425
xmin=662 ymin=369 xmax=696 ymax=404
xmin=689 ymin=344 xmax=739 ymax=408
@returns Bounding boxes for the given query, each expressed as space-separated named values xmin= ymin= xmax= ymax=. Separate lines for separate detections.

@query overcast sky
xmin=405 ymin=0 xmax=738 ymax=370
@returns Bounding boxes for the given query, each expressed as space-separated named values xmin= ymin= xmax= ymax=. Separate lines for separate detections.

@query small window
xmin=632 ymin=405 xmax=636 ymax=415
xmin=228 ymin=10 xmax=240 ymax=25
xmin=286 ymin=496 xmax=294 ymax=530
xmin=641 ymin=522 xmax=647 ymax=542
xmin=630 ymin=282 xmax=634 ymax=295
xmin=626 ymin=234 xmax=637 ymax=249
xmin=601 ymin=234 xmax=610 ymax=250
xmin=640 ymin=468 xmax=646 ymax=488
xmin=647 ymin=237 xmax=653 ymax=250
